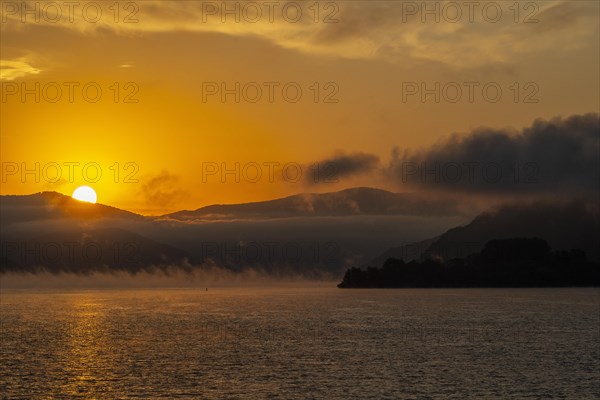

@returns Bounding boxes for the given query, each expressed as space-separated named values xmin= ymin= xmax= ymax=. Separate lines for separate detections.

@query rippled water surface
xmin=1 ymin=287 xmax=599 ymax=399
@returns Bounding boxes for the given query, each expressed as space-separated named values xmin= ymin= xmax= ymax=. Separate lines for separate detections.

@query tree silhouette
xmin=338 ymin=238 xmax=599 ymax=288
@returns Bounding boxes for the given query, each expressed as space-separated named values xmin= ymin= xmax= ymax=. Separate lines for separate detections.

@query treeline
xmin=338 ymin=238 xmax=600 ymax=288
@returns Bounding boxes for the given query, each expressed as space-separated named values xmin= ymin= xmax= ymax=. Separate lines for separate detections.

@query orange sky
xmin=1 ymin=1 xmax=599 ymax=214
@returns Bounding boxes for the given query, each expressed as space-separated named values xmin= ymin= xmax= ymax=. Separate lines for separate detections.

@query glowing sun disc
xmin=72 ymin=186 xmax=97 ymax=203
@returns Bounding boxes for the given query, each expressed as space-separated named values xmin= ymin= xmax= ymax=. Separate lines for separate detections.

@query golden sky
xmin=1 ymin=0 xmax=599 ymax=214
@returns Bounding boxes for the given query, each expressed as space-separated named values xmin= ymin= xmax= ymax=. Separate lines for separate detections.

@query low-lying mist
xmin=0 ymin=263 xmax=340 ymax=290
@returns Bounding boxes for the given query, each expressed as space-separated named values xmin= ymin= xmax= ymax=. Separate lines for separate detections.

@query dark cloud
xmin=388 ymin=113 xmax=599 ymax=197
xmin=140 ymin=171 xmax=187 ymax=208
xmin=305 ymin=152 xmax=379 ymax=185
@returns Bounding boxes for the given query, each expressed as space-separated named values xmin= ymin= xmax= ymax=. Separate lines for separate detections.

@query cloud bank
xmin=304 ymin=152 xmax=379 ymax=185
xmin=388 ymin=113 xmax=599 ymax=196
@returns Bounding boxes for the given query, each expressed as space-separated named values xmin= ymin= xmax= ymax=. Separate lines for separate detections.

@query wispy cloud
xmin=2 ymin=1 xmax=597 ymax=69
xmin=0 ymin=58 xmax=41 ymax=80
xmin=139 ymin=170 xmax=188 ymax=209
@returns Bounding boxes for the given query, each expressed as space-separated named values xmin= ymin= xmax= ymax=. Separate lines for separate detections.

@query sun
xmin=72 ymin=186 xmax=97 ymax=204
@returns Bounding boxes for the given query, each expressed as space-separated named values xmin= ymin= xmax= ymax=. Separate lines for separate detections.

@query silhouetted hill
xmin=369 ymin=236 xmax=439 ymax=265
xmin=424 ymin=201 xmax=599 ymax=261
xmin=4 ymin=192 xmax=597 ymax=277
xmin=161 ymin=187 xmax=461 ymax=221
xmin=0 ymin=192 xmax=143 ymax=226
xmin=370 ymin=201 xmax=600 ymax=264
xmin=339 ymin=238 xmax=600 ymax=288
xmin=0 ymin=227 xmax=191 ymax=274
xmin=1 ymin=190 xmax=463 ymax=275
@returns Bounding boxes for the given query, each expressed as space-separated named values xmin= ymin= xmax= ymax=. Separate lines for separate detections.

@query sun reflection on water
xmin=60 ymin=299 xmax=108 ymax=398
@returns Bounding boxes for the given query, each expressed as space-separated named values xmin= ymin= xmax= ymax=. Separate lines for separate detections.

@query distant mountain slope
xmin=0 ymin=189 xmax=466 ymax=275
xmin=370 ymin=201 xmax=600 ymax=264
xmin=161 ymin=187 xmax=461 ymax=221
xmin=368 ymin=236 xmax=439 ymax=265
xmin=0 ymin=227 xmax=191 ymax=274
xmin=0 ymin=192 xmax=143 ymax=226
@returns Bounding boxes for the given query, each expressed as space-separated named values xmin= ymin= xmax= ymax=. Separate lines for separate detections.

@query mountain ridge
xmin=0 ymin=191 xmax=143 ymax=225
xmin=160 ymin=187 xmax=462 ymax=221
xmin=369 ymin=200 xmax=600 ymax=264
